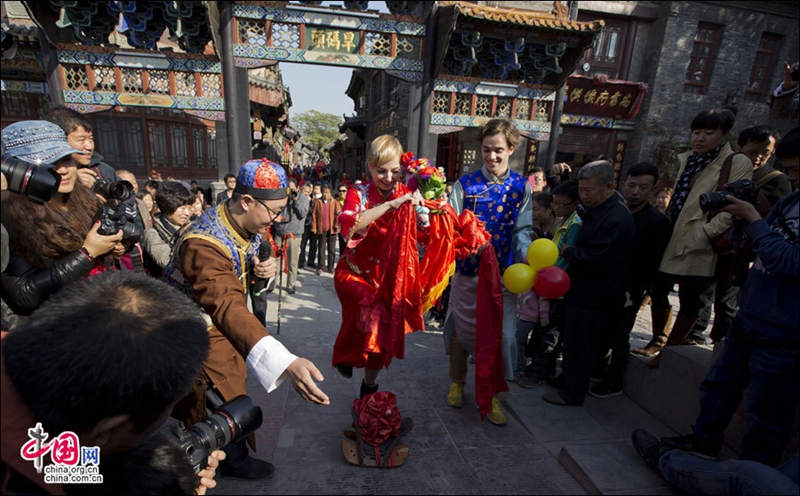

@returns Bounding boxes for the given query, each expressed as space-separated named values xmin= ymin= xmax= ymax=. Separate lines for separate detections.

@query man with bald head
xmin=546 ymin=160 xmax=635 ymax=407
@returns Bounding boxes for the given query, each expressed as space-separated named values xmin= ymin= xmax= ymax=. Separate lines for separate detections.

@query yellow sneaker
xmin=486 ymin=397 xmax=507 ymax=426
xmin=447 ymin=382 xmax=464 ymax=408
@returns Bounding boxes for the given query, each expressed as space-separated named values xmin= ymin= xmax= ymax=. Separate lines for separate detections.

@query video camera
xmin=161 ymin=395 xmax=263 ymax=474
xmin=0 ymin=154 xmax=60 ymax=204
xmin=699 ymin=179 xmax=760 ymax=212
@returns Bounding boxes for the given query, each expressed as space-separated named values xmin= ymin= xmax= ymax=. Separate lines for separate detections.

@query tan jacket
xmin=311 ymin=198 xmax=342 ymax=235
xmin=659 ymin=143 xmax=752 ymax=277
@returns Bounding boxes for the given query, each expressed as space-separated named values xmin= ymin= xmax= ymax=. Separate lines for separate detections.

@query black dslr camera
xmin=0 ymin=154 xmax=60 ymax=204
xmin=93 ymin=179 xmax=141 ymax=244
xmin=92 ymin=178 xmax=135 ymax=202
xmin=699 ymin=179 xmax=760 ymax=212
xmin=162 ymin=395 xmax=263 ymax=474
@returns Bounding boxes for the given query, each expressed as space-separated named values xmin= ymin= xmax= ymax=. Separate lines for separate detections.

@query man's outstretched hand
xmin=283 ymin=357 xmax=331 ymax=405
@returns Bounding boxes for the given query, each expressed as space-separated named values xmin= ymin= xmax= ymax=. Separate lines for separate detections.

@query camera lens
xmin=1 ymin=154 xmax=60 ymax=204
xmin=190 ymin=395 xmax=262 ymax=452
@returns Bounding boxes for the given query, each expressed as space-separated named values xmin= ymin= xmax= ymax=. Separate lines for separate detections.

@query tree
xmin=292 ymin=110 xmax=343 ymax=157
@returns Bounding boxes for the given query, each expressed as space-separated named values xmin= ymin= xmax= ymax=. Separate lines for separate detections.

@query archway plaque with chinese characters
xmin=232 ymin=2 xmax=425 ymax=82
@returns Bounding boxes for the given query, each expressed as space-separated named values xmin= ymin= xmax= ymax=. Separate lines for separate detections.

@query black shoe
xmin=683 ymin=334 xmax=706 ymax=346
xmin=631 ymin=429 xmax=671 ymax=473
xmin=360 ymin=380 xmax=379 ymax=399
xmin=518 ymin=367 xmax=545 ymax=389
xmin=546 ymin=374 xmax=564 ymax=389
xmin=588 ymin=381 xmax=623 ymax=398
xmin=220 ymin=456 xmax=275 ymax=480
xmin=660 ymin=433 xmax=720 ymax=460
xmin=307 ymin=263 xmax=317 ymax=268
xmin=287 ymin=287 xmax=296 ymax=295
xmin=335 ymin=364 xmax=353 ymax=379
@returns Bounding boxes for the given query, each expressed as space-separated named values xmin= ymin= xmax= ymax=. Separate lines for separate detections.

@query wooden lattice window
xmin=744 ymin=33 xmax=781 ymax=102
xmin=475 ymin=95 xmax=492 ymax=117
xmin=175 ymin=71 xmax=196 ymax=97
xmin=170 ymin=124 xmax=188 ymax=168
xmin=272 ymin=23 xmax=300 ymax=49
xmin=93 ymin=66 xmax=116 ymax=92
xmin=149 ymin=70 xmax=170 ymax=94
xmin=238 ymin=19 xmax=266 ymax=45
xmin=515 ymin=99 xmax=531 ymax=120
xmin=495 ymin=98 xmax=512 ymax=118
xmin=365 ymin=32 xmax=391 ymax=57
xmin=148 ymin=121 xmax=168 ymax=167
xmin=432 ymin=91 xmax=450 ymax=113
xmin=193 ymin=127 xmax=206 ymax=168
xmin=201 ymin=73 xmax=222 ymax=98
xmin=684 ymin=23 xmax=722 ymax=95
xmin=454 ymin=94 xmax=471 ymax=115
xmin=122 ymin=68 xmax=143 ymax=93
xmin=64 ymin=65 xmax=89 ymax=91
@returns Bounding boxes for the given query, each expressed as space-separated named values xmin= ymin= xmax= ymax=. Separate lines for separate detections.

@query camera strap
xmin=706 ymin=152 xmax=743 ymax=223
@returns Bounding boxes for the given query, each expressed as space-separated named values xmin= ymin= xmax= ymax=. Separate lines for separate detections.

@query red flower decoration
xmin=400 ymin=151 xmax=416 ymax=167
xmin=353 ymin=391 xmax=402 ymax=447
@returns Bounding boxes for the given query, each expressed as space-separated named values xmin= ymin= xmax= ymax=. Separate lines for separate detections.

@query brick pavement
xmin=211 ymin=268 xmax=684 ymax=495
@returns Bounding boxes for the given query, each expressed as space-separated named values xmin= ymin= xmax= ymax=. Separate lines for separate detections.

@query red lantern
xmin=534 ymin=266 xmax=571 ymax=299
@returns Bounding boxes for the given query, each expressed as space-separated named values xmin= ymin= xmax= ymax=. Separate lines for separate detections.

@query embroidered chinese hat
xmin=234 ymin=158 xmax=289 ymax=200
xmin=1 ymin=120 xmax=85 ymax=165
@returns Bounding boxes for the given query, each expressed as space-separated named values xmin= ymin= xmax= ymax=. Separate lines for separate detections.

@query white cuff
xmin=774 ymin=82 xmax=799 ymax=97
xmin=246 ymin=335 xmax=298 ymax=393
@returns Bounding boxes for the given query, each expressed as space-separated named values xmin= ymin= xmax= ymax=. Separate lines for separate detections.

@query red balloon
xmin=534 ymin=266 xmax=571 ymax=299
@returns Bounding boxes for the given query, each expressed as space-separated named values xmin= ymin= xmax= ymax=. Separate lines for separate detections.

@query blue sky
xmin=279 ymin=1 xmax=389 ymax=121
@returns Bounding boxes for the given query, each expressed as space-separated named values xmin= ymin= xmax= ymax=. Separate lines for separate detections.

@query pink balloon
xmin=534 ymin=266 xmax=571 ymax=299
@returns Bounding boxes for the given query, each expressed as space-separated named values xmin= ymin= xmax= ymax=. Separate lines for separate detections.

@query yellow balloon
xmin=502 ymin=263 xmax=536 ymax=294
xmin=527 ymin=238 xmax=559 ymax=270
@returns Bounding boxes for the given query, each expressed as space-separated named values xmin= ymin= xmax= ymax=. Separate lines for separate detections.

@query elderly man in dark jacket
xmin=274 ymin=178 xmax=310 ymax=294
xmin=545 ymin=160 xmax=636 ymax=407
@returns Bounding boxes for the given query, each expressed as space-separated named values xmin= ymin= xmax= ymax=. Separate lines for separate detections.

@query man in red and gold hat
xmin=164 ymin=159 xmax=330 ymax=480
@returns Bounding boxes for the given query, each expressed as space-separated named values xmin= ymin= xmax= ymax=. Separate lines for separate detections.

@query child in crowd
xmin=514 ymin=192 xmax=557 ymax=383
xmin=518 ymin=183 xmax=581 ymax=388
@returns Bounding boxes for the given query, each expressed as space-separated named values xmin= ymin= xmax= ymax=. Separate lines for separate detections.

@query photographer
xmin=634 ymin=127 xmax=799 ymax=477
xmin=0 ymin=121 xmax=123 ymax=317
xmin=39 ymin=106 xmax=123 ymax=197
xmin=273 ymin=178 xmax=309 ymax=294
xmin=640 ymin=108 xmax=753 ymax=365
xmin=141 ymin=181 xmax=196 ymax=277
xmin=0 ymin=270 xmax=223 ymax=494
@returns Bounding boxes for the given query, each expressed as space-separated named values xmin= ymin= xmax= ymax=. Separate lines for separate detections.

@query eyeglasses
xmin=256 ymin=199 xmax=282 ymax=220
xmin=338 ymin=189 xmax=347 ymax=193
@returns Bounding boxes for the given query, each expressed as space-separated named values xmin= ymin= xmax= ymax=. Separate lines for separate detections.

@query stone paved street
xmin=211 ymin=269 xmax=686 ymax=495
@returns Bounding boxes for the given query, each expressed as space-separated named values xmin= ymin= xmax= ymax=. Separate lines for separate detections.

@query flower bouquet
xmin=401 ymin=151 xmax=447 ymax=227
xmin=401 ymin=152 xmax=446 ymax=201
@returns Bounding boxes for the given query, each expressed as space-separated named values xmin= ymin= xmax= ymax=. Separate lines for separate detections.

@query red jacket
xmin=311 ymin=198 xmax=342 ymax=235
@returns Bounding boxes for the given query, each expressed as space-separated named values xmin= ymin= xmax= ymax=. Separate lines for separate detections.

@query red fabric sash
xmin=473 ymin=244 xmax=508 ymax=419
xmin=358 ymin=203 xmax=423 ymax=367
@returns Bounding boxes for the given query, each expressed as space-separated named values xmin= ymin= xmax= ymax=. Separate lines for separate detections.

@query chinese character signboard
xmin=612 ymin=140 xmax=627 ymax=186
xmin=563 ymin=75 xmax=647 ymax=120
xmin=307 ymin=28 xmax=360 ymax=53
